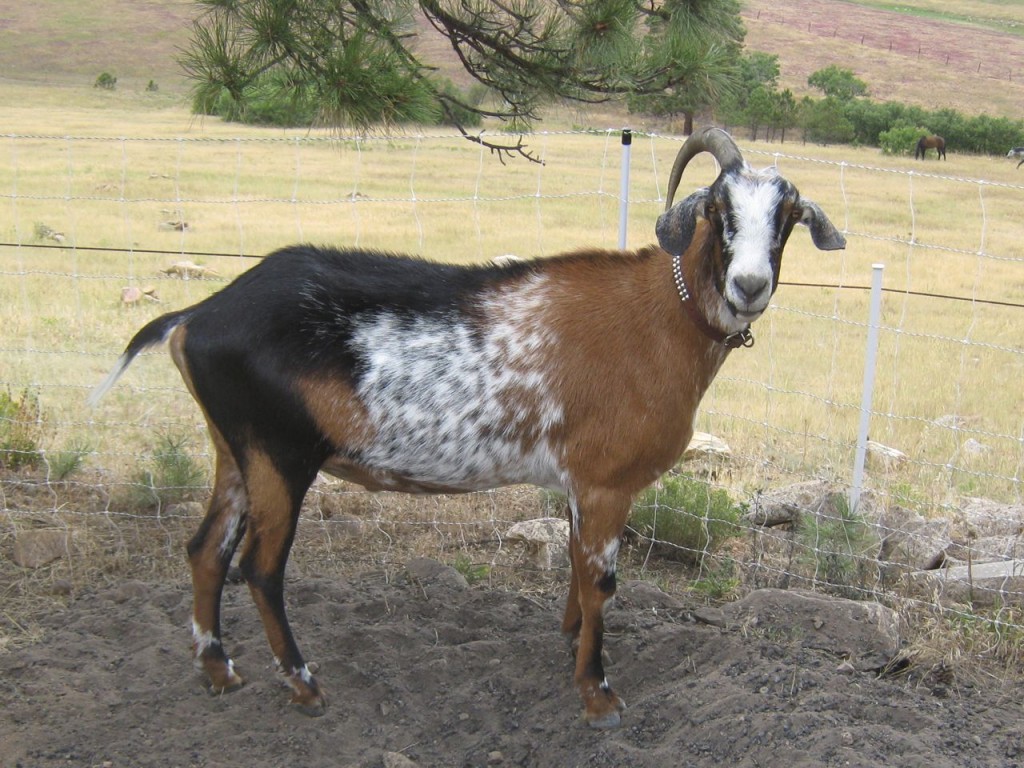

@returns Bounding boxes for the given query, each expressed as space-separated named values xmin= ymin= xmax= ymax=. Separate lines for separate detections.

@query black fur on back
xmin=181 ymin=245 xmax=536 ymax=382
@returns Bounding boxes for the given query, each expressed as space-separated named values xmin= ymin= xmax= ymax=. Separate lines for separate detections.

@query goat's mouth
xmin=726 ymin=301 xmax=766 ymax=323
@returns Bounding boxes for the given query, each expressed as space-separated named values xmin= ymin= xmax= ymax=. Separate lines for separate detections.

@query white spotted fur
xmin=348 ymin=274 xmax=567 ymax=491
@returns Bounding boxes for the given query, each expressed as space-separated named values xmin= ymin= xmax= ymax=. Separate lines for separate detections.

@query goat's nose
xmin=732 ymin=274 xmax=769 ymax=305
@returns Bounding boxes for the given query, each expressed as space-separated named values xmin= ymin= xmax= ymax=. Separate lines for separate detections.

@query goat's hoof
xmin=207 ymin=680 xmax=245 ymax=697
xmin=284 ymin=668 xmax=327 ymax=717
xmin=583 ymin=691 xmax=626 ymax=729
xmin=291 ymin=690 xmax=328 ymax=717
xmin=202 ymin=658 xmax=245 ymax=695
xmin=586 ymin=709 xmax=622 ymax=729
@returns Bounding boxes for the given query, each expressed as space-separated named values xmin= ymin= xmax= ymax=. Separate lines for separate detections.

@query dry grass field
xmin=3 ymin=102 xmax=1021 ymax=501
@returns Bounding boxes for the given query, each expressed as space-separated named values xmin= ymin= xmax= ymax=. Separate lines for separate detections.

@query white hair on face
xmin=713 ymin=172 xmax=789 ymax=330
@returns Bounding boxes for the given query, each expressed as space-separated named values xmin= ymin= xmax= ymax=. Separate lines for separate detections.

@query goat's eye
xmin=706 ymin=202 xmax=718 ymax=216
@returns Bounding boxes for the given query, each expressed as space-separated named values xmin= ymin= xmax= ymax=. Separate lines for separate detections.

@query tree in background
xmin=807 ymin=65 xmax=868 ymax=100
xmin=800 ymin=65 xmax=864 ymax=145
xmin=625 ymin=0 xmax=744 ymax=136
xmin=180 ymin=0 xmax=745 ymax=161
xmin=800 ymin=96 xmax=856 ymax=145
xmin=716 ymin=52 xmax=797 ymax=142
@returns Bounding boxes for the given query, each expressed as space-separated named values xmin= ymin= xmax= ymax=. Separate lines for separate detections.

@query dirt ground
xmin=2 ymin=557 xmax=1023 ymax=768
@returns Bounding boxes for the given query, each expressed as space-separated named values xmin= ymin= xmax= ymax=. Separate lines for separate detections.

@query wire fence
xmin=2 ymin=128 xmax=1023 ymax=640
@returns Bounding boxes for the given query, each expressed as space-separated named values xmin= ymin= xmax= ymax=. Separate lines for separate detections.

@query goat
xmin=1007 ymin=147 xmax=1024 ymax=169
xmin=88 ymin=127 xmax=845 ymax=729
xmin=915 ymin=134 xmax=946 ymax=160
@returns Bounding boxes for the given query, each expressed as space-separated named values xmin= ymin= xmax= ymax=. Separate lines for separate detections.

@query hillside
xmin=1 ymin=0 xmax=1023 ymax=120
xmin=742 ymin=0 xmax=1024 ymax=119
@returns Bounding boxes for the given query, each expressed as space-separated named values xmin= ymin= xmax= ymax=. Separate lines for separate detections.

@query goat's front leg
xmin=564 ymin=490 xmax=629 ymax=728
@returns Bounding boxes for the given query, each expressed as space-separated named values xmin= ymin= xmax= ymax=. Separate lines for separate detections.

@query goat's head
xmin=656 ymin=128 xmax=845 ymax=332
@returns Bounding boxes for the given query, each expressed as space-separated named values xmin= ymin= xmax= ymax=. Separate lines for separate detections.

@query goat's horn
xmin=663 ymin=127 xmax=745 ymax=212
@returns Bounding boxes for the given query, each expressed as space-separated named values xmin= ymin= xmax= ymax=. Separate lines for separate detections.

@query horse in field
xmin=1007 ymin=147 xmax=1024 ymax=168
xmin=915 ymin=135 xmax=946 ymax=160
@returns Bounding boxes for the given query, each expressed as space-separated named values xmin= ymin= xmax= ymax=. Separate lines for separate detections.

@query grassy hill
xmin=2 ymin=0 xmax=1023 ymax=121
xmin=743 ymin=0 xmax=1024 ymax=119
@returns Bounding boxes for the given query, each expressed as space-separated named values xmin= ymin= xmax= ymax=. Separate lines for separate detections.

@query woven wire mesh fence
xmin=2 ymin=128 xmax=1023 ymax=638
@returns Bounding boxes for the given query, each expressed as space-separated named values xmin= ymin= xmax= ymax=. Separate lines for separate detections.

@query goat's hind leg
xmin=238 ymin=449 xmax=326 ymax=715
xmin=188 ymin=435 xmax=248 ymax=695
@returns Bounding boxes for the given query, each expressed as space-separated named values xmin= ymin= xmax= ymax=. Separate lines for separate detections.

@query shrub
xmin=47 ymin=439 xmax=93 ymax=481
xmin=128 ymin=432 xmax=207 ymax=511
xmin=452 ymin=553 xmax=490 ymax=584
xmin=630 ymin=473 xmax=744 ymax=565
xmin=146 ymin=80 xmax=159 ymax=93
xmin=795 ymin=492 xmax=878 ymax=599
xmin=879 ymin=121 xmax=928 ymax=156
xmin=800 ymin=97 xmax=856 ymax=145
xmin=0 ymin=388 xmax=44 ymax=470
xmin=95 ymin=72 xmax=117 ymax=90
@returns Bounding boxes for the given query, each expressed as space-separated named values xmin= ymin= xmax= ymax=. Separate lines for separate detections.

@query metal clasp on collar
xmin=723 ymin=328 xmax=755 ymax=349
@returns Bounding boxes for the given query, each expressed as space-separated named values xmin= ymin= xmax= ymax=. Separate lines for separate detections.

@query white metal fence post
xmin=850 ymin=263 xmax=886 ymax=512
xmin=618 ymin=128 xmax=632 ymax=249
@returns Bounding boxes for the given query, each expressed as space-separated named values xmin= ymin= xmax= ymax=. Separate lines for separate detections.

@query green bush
xmin=47 ymin=439 xmax=92 ymax=481
xmin=630 ymin=473 xmax=743 ymax=565
xmin=452 ymin=553 xmax=490 ymax=584
xmin=0 ymin=388 xmax=43 ymax=470
xmin=796 ymin=493 xmax=878 ymax=599
xmin=800 ymin=97 xmax=856 ymax=145
xmin=795 ymin=91 xmax=1024 ymax=155
xmin=94 ymin=72 xmax=117 ymax=90
xmin=879 ymin=121 xmax=928 ymax=156
xmin=128 ymin=432 xmax=207 ymax=511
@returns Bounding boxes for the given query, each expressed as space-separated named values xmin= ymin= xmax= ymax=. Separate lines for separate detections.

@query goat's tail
xmin=87 ymin=309 xmax=192 ymax=406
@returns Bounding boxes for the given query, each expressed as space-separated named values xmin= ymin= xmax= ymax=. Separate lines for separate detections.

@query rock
xmin=11 ymin=529 xmax=72 ymax=568
xmin=692 ymin=607 xmax=727 ymax=628
xmin=683 ymin=431 xmax=731 ymax=460
xmin=161 ymin=260 xmax=217 ymax=279
xmin=877 ymin=506 xmax=951 ymax=572
xmin=165 ymin=501 xmax=205 ymax=518
xmin=956 ymin=498 xmax=1024 ymax=538
xmin=120 ymin=285 xmax=159 ymax=305
xmin=721 ymin=588 xmax=902 ymax=671
xmin=405 ymin=557 xmax=468 ymax=591
xmin=505 ymin=517 xmax=570 ymax=570
xmin=906 ymin=560 xmax=1024 ymax=607
xmin=383 ymin=752 xmax=418 ymax=768
xmin=866 ymin=440 xmax=906 ymax=472
xmin=745 ymin=480 xmax=839 ymax=528
xmin=946 ymin=535 xmax=1022 ymax=564
xmin=961 ymin=438 xmax=990 ymax=460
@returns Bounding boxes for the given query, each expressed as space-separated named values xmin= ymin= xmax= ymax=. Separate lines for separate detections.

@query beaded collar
xmin=671 ymin=252 xmax=754 ymax=350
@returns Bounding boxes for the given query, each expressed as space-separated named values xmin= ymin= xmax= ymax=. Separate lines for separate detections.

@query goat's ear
xmin=656 ymin=189 xmax=708 ymax=256
xmin=800 ymin=201 xmax=846 ymax=251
